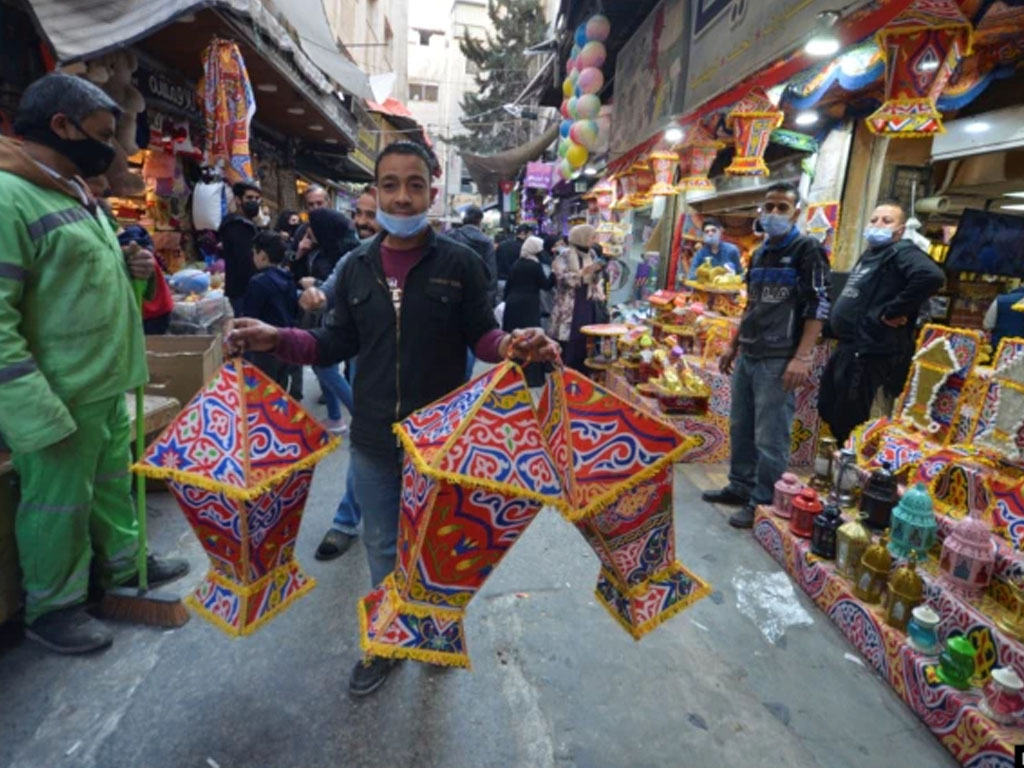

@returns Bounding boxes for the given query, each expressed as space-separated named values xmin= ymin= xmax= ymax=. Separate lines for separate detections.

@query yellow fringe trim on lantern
xmin=593 ymin=567 xmax=712 ymax=641
xmin=356 ymin=586 xmax=471 ymax=669
xmin=598 ymin=563 xmax=704 ymax=600
xmin=187 ymin=566 xmax=317 ymax=637
xmin=132 ymin=436 xmax=342 ymax=501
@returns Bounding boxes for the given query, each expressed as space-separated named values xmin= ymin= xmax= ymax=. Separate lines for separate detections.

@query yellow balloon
xmin=562 ymin=78 xmax=574 ymax=98
xmin=566 ymin=142 xmax=588 ymax=169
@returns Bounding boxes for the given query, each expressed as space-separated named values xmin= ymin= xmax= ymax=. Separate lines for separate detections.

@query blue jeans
xmin=349 ymin=445 xmax=403 ymax=587
xmin=331 ymin=464 xmax=362 ymax=535
xmin=314 ymin=364 xmax=352 ymax=421
xmin=726 ymin=354 xmax=796 ymax=506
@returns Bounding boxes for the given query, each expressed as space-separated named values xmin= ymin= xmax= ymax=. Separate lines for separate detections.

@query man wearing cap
xmin=219 ymin=179 xmax=264 ymax=315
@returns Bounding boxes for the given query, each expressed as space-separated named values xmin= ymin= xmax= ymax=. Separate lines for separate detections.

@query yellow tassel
xmin=357 ymin=590 xmax=472 ymax=669
xmin=186 ymin=567 xmax=317 ymax=637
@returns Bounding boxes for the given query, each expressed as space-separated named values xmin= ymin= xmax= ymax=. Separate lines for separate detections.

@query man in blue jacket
xmin=688 ymin=217 xmax=743 ymax=279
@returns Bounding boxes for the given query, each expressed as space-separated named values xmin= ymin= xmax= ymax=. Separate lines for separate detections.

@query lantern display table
xmin=755 ymin=507 xmax=1024 ymax=767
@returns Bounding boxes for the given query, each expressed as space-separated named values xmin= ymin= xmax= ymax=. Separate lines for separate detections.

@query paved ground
xmin=0 ymin=377 xmax=956 ymax=768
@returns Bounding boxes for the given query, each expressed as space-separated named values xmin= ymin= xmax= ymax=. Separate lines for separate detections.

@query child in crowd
xmin=241 ymin=231 xmax=300 ymax=390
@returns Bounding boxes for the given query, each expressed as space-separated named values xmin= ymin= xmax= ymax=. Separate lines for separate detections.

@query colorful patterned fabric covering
xmin=359 ymin=362 xmax=563 ymax=668
xmin=538 ymin=368 xmax=710 ymax=639
xmin=199 ymin=38 xmax=256 ymax=184
xmin=135 ymin=360 xmax=338 ymax=635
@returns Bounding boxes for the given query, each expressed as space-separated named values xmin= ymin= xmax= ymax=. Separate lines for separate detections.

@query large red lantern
xmin=866 ymin=0 xmax=972 ymax=137
xmin=648 ymin=151 xmax=680 ymax=196
xmin=675 ymin=124 xmax=724 ymax=193
xmin=724 ymin=89 xmax=783 ymax=176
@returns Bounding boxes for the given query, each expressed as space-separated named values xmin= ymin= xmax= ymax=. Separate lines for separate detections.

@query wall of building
xmin=325 ymin=0 xmax=408 ymax=102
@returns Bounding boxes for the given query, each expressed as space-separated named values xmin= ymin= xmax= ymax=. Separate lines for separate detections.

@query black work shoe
xmin=349 ymin=656 xmax=399 ymax=697
xmin=25 ymin=606 xmax=113 ymax=655
xmin=701 ymin=487 xmax=748 ymax=507
xmin=728 ymin=504 xmax=757 ymax=529
xmin=122 ymin=555 xmax=190 ymax=589
xmin=316 ymin=529 xmax=357 ymax=561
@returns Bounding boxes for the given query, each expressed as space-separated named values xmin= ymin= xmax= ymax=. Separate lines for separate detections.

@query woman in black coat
xmin=503 ymin=235 xmax=555 ymax=386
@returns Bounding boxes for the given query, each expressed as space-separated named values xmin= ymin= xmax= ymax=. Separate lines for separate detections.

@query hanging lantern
xmin=613 ymin=170 xmax=636 ymax=210
xmin=630 ymin=160 xmax=655 ymax=207
xmin=866 ymin=0 xmax=973 ymax=137
xmin=648 ymin=151 xmax=679 ymax=196
xmin=885 ymin=550 xmax=924 ymax=632
xmin=852 ymin=530 xmax=893 ymax=604
xmin=835 ymin=513 xmax=872 ymax=580
xmin=811 ymin=503 xmax=843 ymax=559
xmin=939 ymin=512 xmax=996 ymax=600
xmin=888 ymin=483 xmax=938 ymax=558
xmin=593 ymin=178 xmax=615 ymax=221
xmin=674 ymin=124 xmax=724 ymax=193
xmin=724 ymin=89 xmax=783 ymax=176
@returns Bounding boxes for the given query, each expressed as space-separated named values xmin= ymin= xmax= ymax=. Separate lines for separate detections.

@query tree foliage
xmin=452 ymin=0 xmax=547 ymax=154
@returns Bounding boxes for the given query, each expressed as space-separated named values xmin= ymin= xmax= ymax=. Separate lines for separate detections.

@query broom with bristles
xmin=100 ymin=246 xmax=189 ymax=627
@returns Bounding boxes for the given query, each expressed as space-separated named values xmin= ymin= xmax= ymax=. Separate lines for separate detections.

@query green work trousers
xmin=13 ymin=394 xmax=138 ymax=624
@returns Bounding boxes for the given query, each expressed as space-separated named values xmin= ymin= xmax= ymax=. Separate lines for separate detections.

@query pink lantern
xmin=613 ymin=169 xmax=636 ymax=210
xmin=674 ymin=124 xmax=724 ymax=193
xmin=724 ymin=89 xmax=783 ymax=177
xmin=648 ymin=151 xmax=679 ymax=196
xmin=939 ymin=512 xmax=996 ymax=599
xmin=772 ymin=472 xmax=805 ymax=520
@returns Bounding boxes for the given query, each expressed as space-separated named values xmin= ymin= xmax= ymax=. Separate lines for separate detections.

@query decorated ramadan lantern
xmin=359 ymin=362 xmax=564 ymax=667
xmin=772 ymin=472 xmax=804 ymax=520
xmin=724 ymin=89 xmax=783 ymax=176
xmin=980 ymin=668 xmax=1024 ymax=725
xmin=629 ymin=160 xmax=656 ymax=207
xmin=581 ymin=323 xmax=630 ymax=372
xmin=853 ymin=531 xmax=893 ymax=604
xmin=859 ymin=461 xmax=900 ymax=530
xmin=538 ymin=367 xmax=710 ymax=639
xmin=674 ymin=124 xmax=724 ymax=193
xmin=593 ymin=178 xmax=616 ymax=221
xmin=648 ymin=151 xmax=679 ymax=196
xmin=885 ymin=551 xmax=924 ymax=632
xmin=790 ymin=488 xmax=822 ymax=539
xmin=135 ymin=360 xmax=338 ymax=635
xmin=811 ymin=503 xmax=842 ymax=559
xmin=939 ymin=512 xmax=996 ymax=600
xmin=809 ymin=436 xmax=837 ymax=493
xmin=613 ymin=169 xmax=636 ymax=210
xmin=866 ymin=0 xmax=972 ymax=137
xmin=836 ymin=513 xmax=872 ymax=579
xmin=889 ymin=483 xmax=938 ymax=558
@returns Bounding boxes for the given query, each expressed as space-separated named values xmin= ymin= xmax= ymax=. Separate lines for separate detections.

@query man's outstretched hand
xmin=225 ymin=318 xmax=280 ymax=356
xmin=501 ymin=327 xmax=561 ymax=364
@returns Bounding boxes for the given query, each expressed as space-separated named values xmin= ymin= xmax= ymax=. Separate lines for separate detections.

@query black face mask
xmin=242 ymin=200 xmax=261 ymax=218
xmin=21 ymin=118 xmax=116 ymax=178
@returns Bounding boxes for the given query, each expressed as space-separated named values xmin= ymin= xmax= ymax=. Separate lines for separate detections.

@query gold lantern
xmin=885 ymin=550 xmax=925 ymax=631
xmin=835 ymin=513 xmax=872 ymax=580
xmin=853 ymin=530 xmax=893 ymax=604
xmin=613 ymin=170 xmax=635 ymax=211
xmin=648 ymin=151 xmax=679 ymax=196
xmin=674 ymin=124 xmax=724 ymax=193
xmin=809 ymin=436 xmax=838 ymax=493
xmin=629 ymin=160 xmax=655 ymax=207
xmin=593 ymin=179 xmax=615 ymax=221
xmin=724 ymin=88 xmax=783 ymax=177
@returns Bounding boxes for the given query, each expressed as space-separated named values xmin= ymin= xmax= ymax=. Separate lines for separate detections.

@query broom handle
xmin=133 ymin=277 xmax=149 ymax=591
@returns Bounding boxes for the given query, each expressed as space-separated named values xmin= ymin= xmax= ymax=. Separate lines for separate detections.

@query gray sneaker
xmin=25 ymin=606 xmax=113 ymax=655
xmin=728 ymin=503 xmax=757 ymax=529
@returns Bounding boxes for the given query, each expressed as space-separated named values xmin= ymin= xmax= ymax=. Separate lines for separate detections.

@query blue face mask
xmin=864 ymin=226 xmax=895 ymax=248
xmin=760 ymin=213 xmax=793 ymax=238
xmin=704 ymin=232 xmax=721 ymax=247
xmin=376 ymin=209 xmax=429 ymax=238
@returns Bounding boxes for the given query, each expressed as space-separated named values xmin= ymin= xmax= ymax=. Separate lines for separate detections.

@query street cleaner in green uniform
xmin=0 ymin=74 xmax=187 ymax=654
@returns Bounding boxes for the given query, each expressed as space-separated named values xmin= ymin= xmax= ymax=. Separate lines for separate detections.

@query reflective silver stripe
xmin=0 ymin=262 xmax=27 ymax=281
xmin=27 ymin=206 xmax=91 ymax=241
xmin=0 ymin=358 xmax=37 ymax=384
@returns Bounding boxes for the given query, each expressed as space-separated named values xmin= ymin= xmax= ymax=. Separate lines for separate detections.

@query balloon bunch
xmin=557 ymin=14 xmax=610 ymax=180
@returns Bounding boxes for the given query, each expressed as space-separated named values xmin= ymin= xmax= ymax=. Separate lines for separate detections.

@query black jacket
xmin=218 ymin=214 xmax=259 ymax=299
xmin=503 ymin=257 xmax=553 ymax=331
xmin=739 ymin=228 xmax=831 ymax=358
xmin=449 ymin=224 xmax=498 ymax=305
xmin=313 ymin=230 xmax=498 ymax=460
xmin=496 ymin=236 xmax=523 ymax=281
xmin=241 ymin=266 xmax=298 ymax=328
xmin=829 ymin=239 xmax=945 ymax=356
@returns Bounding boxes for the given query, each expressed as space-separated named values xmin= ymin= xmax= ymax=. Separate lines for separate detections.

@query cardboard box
xmin=145 ymin=334 xmax=222 ymax=409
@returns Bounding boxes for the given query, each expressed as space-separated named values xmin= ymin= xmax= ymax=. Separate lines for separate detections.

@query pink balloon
xmin=577 ymin=67 xmax=604 ymax=95
xmin=569 ymin=119 xmax=600 ymax=150
xmin=576 ymin=93 xmax=601 ymax=119
xmin=566 ymin=57 xmax=578 ymax=74
xmin=560 ymin=99 xmax=572 ymax=119
xmin=586 ymin=14 xmax=611 ymax=42
xmin=579 ymin=41 xmax=607 ymax=69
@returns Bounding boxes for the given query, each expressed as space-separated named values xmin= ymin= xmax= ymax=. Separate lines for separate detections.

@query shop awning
xmin=460 ymin=122 xmax=560 ymax=196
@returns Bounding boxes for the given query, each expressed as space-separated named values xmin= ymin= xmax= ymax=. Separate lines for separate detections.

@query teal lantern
xmin=888 ymin=483 xmax=938 ymax=559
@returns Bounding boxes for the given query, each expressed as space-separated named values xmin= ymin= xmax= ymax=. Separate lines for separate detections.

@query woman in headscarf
xmin=275 ymin=209 xmax=301 ymax=242
xmin=550 ymin=224 xmax=607 ymax=371
xmin=503 ymin=235 xmax=555 ymax=386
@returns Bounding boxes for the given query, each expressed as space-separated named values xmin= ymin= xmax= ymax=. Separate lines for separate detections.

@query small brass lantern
xmin=809 ymin=436 xmax=837 ymax=493
xmin=835 ymin=513 xmax=872 ymax=580
xmin=853 ymin=530 xmax=893 ymax=604
xmin=885 ymin=551 xmax=925 ymax=632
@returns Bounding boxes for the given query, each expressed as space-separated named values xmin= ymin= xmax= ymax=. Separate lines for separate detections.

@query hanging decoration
xmin=559 ymin=15 xmax=610 ymax=178
xmin=358 ymin=363 xmax=564 ymax=668
xmin=866 ymin=0 xmax=973 ymax=137
xmin=538 ymin=369 xmax=710 ymax=639
xmin=674 ymin=123 xmax=724 ymax=194
xmin=648 ymin=151 xmax=679 ymax=196
xmin=629 ymin=160 xmax=656 ymax=207
xmin=199 ymin=38 xmax=257 ymax=184
xmin=724 ymin=89 xmax=783 ymax=176
xmin=135 ymin=361 xmax=339 ymax=635
xmin=613 ymin=168 xmax=636 ymax=211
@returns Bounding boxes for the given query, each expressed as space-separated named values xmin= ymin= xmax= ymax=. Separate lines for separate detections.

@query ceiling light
xmin=964 ymin=121 xmax=990 ymax=134
xmin=309 ymin=124 xmax=324 ymax=131
xmin=805 ymin=11 xmax=841 ymax=57
xmin=324 ymin=138 xmax=339 ymax=144
xmin=256 ymin=83 xmax=278 ymax=92
xmin=795 ymin=111 xmax=819 ymax=126
xmin=1005 ymin=191 xmax=1024 ymax=198
xmin=287 ymin=107 xmax=305 ymax=115
xmin=584 ymin=166 xmax=598 ymax=176
xmin=1001 ymin=204 xmax=1024 ymax=211
xmin=664 ymin=127 xmax=684 ymax=143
